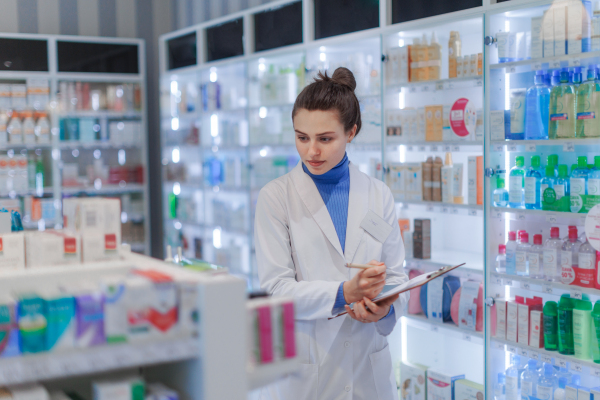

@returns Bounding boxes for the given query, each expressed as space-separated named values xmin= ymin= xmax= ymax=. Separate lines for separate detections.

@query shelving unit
xmin=403 ymin=314 xmax=484 ymax=342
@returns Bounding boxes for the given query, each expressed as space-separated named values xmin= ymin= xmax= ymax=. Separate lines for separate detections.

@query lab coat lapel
xmin=290 ymin=162 xmax=345 ymax=259
xmin=344 ymin=162 xmax=368 ymax=264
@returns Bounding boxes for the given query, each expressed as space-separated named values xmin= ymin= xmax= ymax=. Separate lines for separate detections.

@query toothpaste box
xmin=63 ymin=197 xmax=121 ymax=247
xmin=400 ymin=361 xmax=427 ymax=400
xmin=454 ymin=379 xmax=484 ymax=400
xmin=63 ymin=282 xmax=105 ymax=348
xmin=100 ymin=275 xmax=128 ymax=344
xmin=40 ymin=288 xmax=75 ymax=352
xmin=0 ymin=232 xmax=25 ymax=271
xmin=146 ymin=383 xmax=179 ymax=400
xmin=426 ymin=368 xmax=465 ymax=400
xmin=24 ymin=231 xmax=81 ymax=268
xmin=0 ymin=295 xmax=20 ymax=358
xmin=16 ymin=293 xmax=46 ymax=354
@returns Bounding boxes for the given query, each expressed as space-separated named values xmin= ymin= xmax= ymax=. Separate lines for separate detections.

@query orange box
xmin=476 ymin=156 xmax=483 ymax=205
xmin=398 ymin=219 xmax=410 ymax=238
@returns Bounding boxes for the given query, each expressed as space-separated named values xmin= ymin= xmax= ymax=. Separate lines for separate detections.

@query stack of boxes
xmin=400 ymin=361 xmax=481 ymax=400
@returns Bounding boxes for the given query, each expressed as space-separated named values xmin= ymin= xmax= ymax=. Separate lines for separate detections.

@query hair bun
xmin=331 ymin=67 xmax=357 ymax=92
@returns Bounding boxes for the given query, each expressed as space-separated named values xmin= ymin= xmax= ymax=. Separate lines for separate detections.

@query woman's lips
xmin=308 ymin=160 xmax=325 ymax=167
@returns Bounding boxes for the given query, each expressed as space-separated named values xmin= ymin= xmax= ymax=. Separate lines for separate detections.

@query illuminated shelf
xmin=405 ymin=250 xmax=484 ymax=277
xmin=385 ymin=140 xmax=483 ymax=150
xmin=491 ymin=272 xmax=600 ymax=298
xmin=491 ymin=207 xmax=588 ymax=225
xmin=490 ymin=51 xmax=600 ymax=71
xmin=403 ymin=314 xmax=483 ymax=342
xmin=386 ymin=75 xmax=483 ymax=91
xmin=394 ymin=199 xmax=483 ymax=215
xmin=62 ymin=183 xmax=144 ymax=195
xmin=57 ymin=111 xmax=142 ymax=119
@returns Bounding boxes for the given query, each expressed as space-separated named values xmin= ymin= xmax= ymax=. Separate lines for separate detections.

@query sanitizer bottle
xmin=506 ymin=231 xmax=518 ymax=275
xmin=587 ymin=156 xmax=600 ymax=196
xmin=509 ymin=156 xmax=526 ymax=208
xmin=525 ymin=155 xmax=543 ymax=209
xmin=525 ymin=70 xmax=551 ymax=140
xmin=495 ymin=373 xmax=506 ymax=400
xmin=540 ymin=165 xmax=555 ymax=207
xmin=554 ymin=377 xmax=567 ymax=400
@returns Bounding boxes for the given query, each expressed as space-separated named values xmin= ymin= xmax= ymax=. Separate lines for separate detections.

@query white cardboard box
xmin=495 ymin=299 xmax=507 ymax=340
xmin=506 ymin=301 xmax=519 ymax=343
xmin=454 ymin=379 xmax=484 ymax=400
xmin=427 ymin=369 xmax=465 ymax=400
xmin=24 ymin=231 xmax=81 ymax=268
xmin=0 ymin=232 xmax=25 ymax=270
xmin=401 ymin=361 xmax=427 ymax=400
xmin=543 ymin=10 xmax=555 ymax=57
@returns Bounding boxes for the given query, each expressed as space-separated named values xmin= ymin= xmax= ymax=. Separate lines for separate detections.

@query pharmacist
xmin=255 ymin=67 xmax=409 ymax=400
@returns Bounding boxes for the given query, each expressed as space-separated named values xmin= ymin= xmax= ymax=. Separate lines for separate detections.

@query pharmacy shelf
xmin=0 ymin=338 xmax=198 ymax=386
xmin=249 ymin=102 xmax=294 ymax=110
xmin=386 ymin=75 xmax=483 ymax=91
xmin=59 ymin=141 xmax=142 ymax=150
xmin=490 ymin=272 xmax=600 ymax=299
xmin=490 ymin=138 xmax=600 ymax=150
xmin=490 ymin=51 xmax=600 ymax=72
xmin=491 ymin=206 xmax=588 ymax=225
xmin=385 ymin=141 xmax=483 ymax=150
xmin=61 ymin=183 xmax=144 ymax=195
xmin=491 ymin=338 xmax=600 ymax=375
xmin=0 ymin=143 xmax=52 ymax=150
xmin=394 ymin=199 xmax=483 ymax=215
xmin=247 ymin=358 xmax=300 ymax=390
xmin=205 ymin=185 xmax=250 ymax=194
xmin=403 ymin=314 xmax=484 ymax=342
xmin=405 ymin=250 xmax=484 ymax=277
xmin=57 ymin=111 xmax=142 ymax=119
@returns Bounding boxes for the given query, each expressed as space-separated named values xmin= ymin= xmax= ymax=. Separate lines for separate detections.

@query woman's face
xmin=293 ymin=108 xmax=356 ymax=175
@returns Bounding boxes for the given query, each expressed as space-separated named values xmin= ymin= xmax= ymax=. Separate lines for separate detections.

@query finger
xmin=362 ymin=265 xmax=386 ymax=278
xmin=378 ymin=294 xmax=400 ymax=307
xmin=354 ymin=301 xmax=368 ymax=320
xmin=345 ymin=305 xmax=359 ymax=321
xmin=363 ymin=297 xmax=381 ymax=315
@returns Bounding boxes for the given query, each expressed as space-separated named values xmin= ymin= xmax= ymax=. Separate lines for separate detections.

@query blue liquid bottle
xmin=540 ymin=165 xmax=555 ymax=208
xmin=494 ymin=177 xmax=509 ymax=207
xmin=509 ymin=156 xmax=526 ymax=208
xmin=525 ymin=70 xmax=551 ymax=140
xmin=588 ymin=156 xmax=600 ymax=196
xmin=570 ymin=156 xmax=589 ymax=213
xmin=525 ymin=155 xmax=543 ymax=209
xmin=506 ymin=354 xmax=521 ymax=400
xmin=555 ymin=165 xmax=570 ymax=201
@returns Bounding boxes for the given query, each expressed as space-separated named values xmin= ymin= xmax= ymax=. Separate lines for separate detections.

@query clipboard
xmin=329 ymin=263 xmax=465 ymax=320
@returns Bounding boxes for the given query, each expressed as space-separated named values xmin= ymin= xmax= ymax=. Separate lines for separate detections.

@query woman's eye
xmin=320 ymin=137 xmax=331 ymax=142
xmin=298 ymin=136 xmax=308 ymax=141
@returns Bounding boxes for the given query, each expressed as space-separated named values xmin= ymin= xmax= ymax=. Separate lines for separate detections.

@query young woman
xmin=255 ymin=67 xmax=409 ymax=400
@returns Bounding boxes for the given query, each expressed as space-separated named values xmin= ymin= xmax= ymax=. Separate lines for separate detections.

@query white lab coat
xmin=255 ymin=161 xmax=409 ymax=400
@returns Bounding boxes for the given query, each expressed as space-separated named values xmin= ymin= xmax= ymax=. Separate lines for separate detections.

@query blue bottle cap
xmin=572 ymin=375 xmax=581 ymax=386
xmin=574 ymin=67 xmax=582 ymax=73
xmin=529 ymin=359 xmax=538 ymax=369
xmin=553 ymin=70 xmax=561 ymax=76
xmin=559 ymin=377 xmax=567 ymax=389
xmin=498 ymin=373 xmax=506 ymax=384
xmin=535 ymin=70 xmax=544 ymax=75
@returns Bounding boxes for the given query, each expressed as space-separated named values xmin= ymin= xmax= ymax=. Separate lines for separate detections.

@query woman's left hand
xmin=344 ymin=294 xmax=400 ymax=323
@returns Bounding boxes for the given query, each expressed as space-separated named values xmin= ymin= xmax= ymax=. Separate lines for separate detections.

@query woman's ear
xmin=347 ymin=124 xmax=358 ymax=143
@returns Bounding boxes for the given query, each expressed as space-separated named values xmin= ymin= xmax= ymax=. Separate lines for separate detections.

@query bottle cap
xmin=528 ymin=359 xmax=538 ymax=369
xmin=558 ymin=377 xmax=567 ymax=389
xmin=497 ymin=177 xmax=505 ymax=188
xmin=535 ymin=70 xmax=544 ymax=75
xmin=551 ymin=227 xmax=560 ymax=238
xmin=499 ymin=244 xmax=506 ymax=254
xmin=521 ymin=232 xmax=529 ymax=243
xmin=546 ymin=165 xmax=555 ymax=177
xmin=558 ymin=164 xmax=568 ymax=178
xmin=572 ymin=375 xmax=581 ymax=386
xmin=498 ymin=373 xmax=506 ymax=384
xmin=588 ymin=66 xmax=597 ymax=80
xmin=534 ymin=234 xmax=542 ymax=245
xmin=592 ymin=301 xmax=600 ymax=316
xmin=421 ymin=33 xmax=428 ymax=46
xmin=595 ymin=156 xmax=600 ymax=169
xmin=548 ymin=154 xmax=559 ymax=167
xmin=544 ymin=363 xmax=554 ymax=376
xmin=553 ymin=69 xmax=561 ymax=76
xmin=445 ymin=152 xmax=453 ymax=166
xmin=531 ymin=155 xmax=541 ymax=168
xmin=572 ymin=164 xmax=578 ymax=174
xmin=570 ymin=228 xmax=578 ymax=241
xmin=578 ymin=156 xmax=588 ymax=168
xmin=512 ymin=354 xmax=521 ymax=364
xmin=560 ymin=70 xmax=569 ymax=82
xmin=518 ymin=230 xmax=526 ymax=240
xmin=544 ymin=301 xmax=558 ymax=316
xmin=508 ymin=231 xmax=517 ymax=241
xmin=515 ymin=156 xmax=524 ymax=167
xmin=575 ymin=299 xmax=592 ymax=311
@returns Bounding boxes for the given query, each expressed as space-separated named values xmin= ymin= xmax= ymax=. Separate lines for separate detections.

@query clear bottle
xmin=518 ymin=230 xmax=527 ymax=245
xmin=497 ymin=244 xmax=507 ymax=273
xmin=571 ymin=156 xmax=589 ymax=213
xmin=556 ymin=366 xmax=573 ymax=385
xmin=525 ymin=155 xmax=543 ymax=209
xmin=588 ymin=155 xmax=600 ymax=196
xmin=548 ymin=154 xmax=559 ymax=177
xmin=525 ymin=70 xmax=551 ymax=140
xmin=561 ymin=228 xmax=583 ymax=285
xmin=540 ymin=165 xmax=555 ymax=207
xmin=34 ymin=112 xmax=50 ymax=143
xmin=544 ymin=227 xmax=563 ymax=282
xmin=549 ymin=69 xmax=578 ymax=139
xmin=521 ymin=359 xmax=540 ymax=399
xmin=577 ymin=67 xmax=600 ymax=138
xmin=506 ymin=354 xmax=521 ymax=400
xmin=22 ymin=111 xmax=35 ymax=144
xmin=516 ymin=232 xmax=531 ymax=276
xmin=529 ymin=234 xmax=544 ymax=279
xmin=554 ymin=377 xmax=567 ymax=400
xmin=428 ymin=32 xmax=442 ymax=81
xmin=7 ymin=112 xmax=23 ymax=144
xmin=495 ymin=373 xmax=507 ymax=400
xmin=506 ymin=231 xmax=518 ymax=275
xmin=536 ymin=363 xmax=555 ymax=400
xmin=555 ymin=165 xmax=570 ymax=201
xmin=509 ymin=156 xmax=526 ymax=208
xmin=578 ymin=238 xmax=597 ymax=287
xmin=494 ymin=177 xmax=509 ymax=207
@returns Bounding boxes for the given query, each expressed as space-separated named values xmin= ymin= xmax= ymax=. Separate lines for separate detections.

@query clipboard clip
xmin=426 ymin=263 xmax=466 ymax=280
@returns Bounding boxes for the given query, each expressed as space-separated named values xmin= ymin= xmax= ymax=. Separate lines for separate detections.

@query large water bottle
xmin=525 ymin=70 xmax=551 ymax=140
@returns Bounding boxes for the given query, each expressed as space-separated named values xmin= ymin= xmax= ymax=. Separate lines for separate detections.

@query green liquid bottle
xmin=543 ymin=301 xmax=558 ymax=351
xmin=591 ymin=302 xmax=600 ymax=363
xmin=558 ymin=295 xmax=575 ymax=355
xmin=549 ymin=70 xmax=577 ymax=139
xmin=578 ymin=67 xmax=600 ymax=138
xmin=573 ymin=299 xmax=593 ymax=360
xmin=548 ymin=154 xmax=559 ymax=177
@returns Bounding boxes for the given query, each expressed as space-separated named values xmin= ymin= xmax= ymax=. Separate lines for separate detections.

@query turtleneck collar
xmin=302 ymin=153 xmax=349 ymax=184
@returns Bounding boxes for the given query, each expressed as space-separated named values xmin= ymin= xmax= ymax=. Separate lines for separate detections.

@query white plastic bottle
xmin=536 ymin=363 xmax=555 ymax=400
xmin=529 ymin=234 xmax=544 ymax=279
xmin=516 ymin=232 xmax=531 ymax=276
xmin=506 ymin=354 xmax=521 ymax=400
xmin=544 ymin=227 xmax=563 ymax=282
xmin=578 ymin=238 xmax=596 ymax=287
xmin=521 ymin=359 xmax=539 ymax=398
xmin=22 ymin=111 xmax=35 ymax=144
xmin=0 ymin=113 xmax=7 ymax=144
xmin=35 ymin=112 xmax=50 ymax=143
xmin=497 ymin=244 xmax=507 ymax=273
xmin=561 ymin=228 xmax=583 ymax=285
xmin=506 ymin=231 xmax=518 ymax=275
xmin=7 ymin=112 xmax=23 ymax=144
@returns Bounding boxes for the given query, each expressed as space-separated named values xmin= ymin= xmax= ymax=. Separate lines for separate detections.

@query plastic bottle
xmin=525 ymin=155 xmax=543 ymax=209
xmin=34 ymin=112 xmax=50 ymax=143
xmin=507 ymin=231 xmax=518 ymax=275
xmin=516 ymin=232 xmax=531 ymax=276
xmin=554 ymin=377 xmax=567 ymax=400
xmin=22 ymin=111 xmax=35 ymax=144
xmin=549 ymin=69 xmax=578 ymax=138
xmin=551 ymin=70 xmax=561 ymax=87
xmin=573 ymin=299 xmax=593 ymax=360
xmin=536 ymin=363 xmax=555 ymax=400
xmin=518 ymin=230 xmax=527 ymax=245
xmin=419 ymin=34 xmax=430 ymax=82
xmin=521 ymin=359 xmax=539 ymax=398
xmin=497 ymin=244 xmax=507 ymax=273
xmin=27 ymin=154 xmax=35 ymax=190
xmin=548 ymin=154 xmax=559 ymax=177
xmin=556 ymin=366 xmax=573 ymax=387
xmin=558 ymin=295 xmax=575 ymax=355
xmin=577 ymin=67 xmax=600 ymax=138
xmin=35 ymin=156 xmax=44 ymax=196
xmin=412 ymin=38 xmax=422 ymax=82
xmin=506 ymin=354 xmax=521 ymax=400
xmin=591 ymin=301 xmax=600 ymax=363
xmin=525 ymin=70 xmax=551 ymax=140
xmin=494 ymin=177 xmax=509 ymax=207
xmin=562 ymin=228 xmax=583 ymax=285
xmin=7 ymin=112 xmax=22 ymax=144
xmin=529 ymin=234 xmax=544 ymax=279
xmin=543 ymin=301 xmax=559 ymax=351
xmin=495 ymin=373 xmax=507 ymax=400
xmin=571 ymin=156 xmax=589 ymax=213
xmin=428 ymin=32 xmax=442 ymax=81
xmin=544 ymin=227 xmax=563 ymax=282
xmin=555 ymin=165 xmax=570 ymax=201
xmin=540 ymin=165 xmax=555 ymax=208
xmin=509 ymin=156 xmax=526 ymax=208
xmin=577 ymin=238 xmax=596 ymax=288
xmin=448 ymin=31 xmax=461 ymax=79
xmin=588 ymin=156 xmax=600 ymax=196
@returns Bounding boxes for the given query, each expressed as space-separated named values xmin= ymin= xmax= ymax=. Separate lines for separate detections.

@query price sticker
xmin=505 ymin=279 xmax=513 ymax=286
xmin=495 ymin=276 xmax=503 ymax=285
xmin=451 ymin=208 xmax=459 ymax=214
xmin=533 ymin=62 xmax=543 ymax=71
xmin=431 ymin=325 xmax=439 ymax=332
xmin=522 ymin=282 xmax=531 ymax=290
xmin=426 ymin=205 xmax=434 ymax=212
xmin=468 ymin=209 xmax=478 ymax=216
xmin=506 ymin=66 xmax=517 ymax=74
xmin=563 ymin=142 xmax=575 ymax=152
xmin=409 ymin=86 xmax=417 ymax=93
xmin=442 ymin=207 xmax=449 ymax=213
xmin=421 ymin=85 xmax=430 ymax=92
xmin=453 ymin=145 xmax=460 ymax=152
xmin=418 ymin=146 xmax=426 ymax=152
xmin=463 ymin=334 xmax=472 ymax=342
xmin=407 ymin=146 xmax=414 ymax=152
xmin=569 ymin=58 xmax=581 ymax=67
xmin=572 ymin=362 xmax=583 ymax=372
xmin=519 ymin=348 xmax=529 ymax=357
xmin=444 ymin=145 xmax=452 ymax=152
xmin=494 ymin=211 xmax=503 ymax=219
xmin=543 ymin=284 xmax=554 ymax=294
xmin=495 ymin=341 xmax=506 ymax=350
xmin=557 ymin=358 xmax=568 ymax=368
xmin=572 ymin=290 xmax=583 ymax=300
xmin=541 ymin=354 xmax=553 ymax=364
xmin=517 ymin=213 xmax=526 ymax=221
xmin=546 ymin=214 xmax=558 ymax=223
xmin=431 ymin=145 xmax=439 ymax=152
xmin=508 ymin=144 xmax=518 ymax=152
xmin=476 ymin=79 xmax=483 ymax=87
xmin=593 ymin=368 xmax=600 ymax=378
xmin=493 ymin=144 xmax=504 ymax=152
xmin=530 ymin=351 xmax=539 ymax=360
xmin=508 ymin=346 xmax=517 ymax=354
xmin=526 ymin=144 xmax=537 ymax=152
xmin=551 ymin=60 xmax=562 ymax=69
xmin=436 ymin=82 xmax=444 ymax=91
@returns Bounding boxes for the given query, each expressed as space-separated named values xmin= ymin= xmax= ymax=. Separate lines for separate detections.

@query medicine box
xmin=401 ymin=361 xmax=427 ymax=400
xmin=0 ymin=232 xmax=25 ymax=270
xmin=426 ymin=368 xmax=465 ymax=400
xmin=454 ymin=379 xmax=484 ymax=400
xmin=25 ymin=231 xmax=81 ymax=268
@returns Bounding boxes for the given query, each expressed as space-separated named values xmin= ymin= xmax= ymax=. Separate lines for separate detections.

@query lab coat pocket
xmin=261 ymin=363 xmax=318 ymax=400
xmin=369 ymin=345 xmax=399 ymax=400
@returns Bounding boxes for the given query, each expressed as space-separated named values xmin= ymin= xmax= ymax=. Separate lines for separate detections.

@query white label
xmin=543 ymin=249 xmax=558 ymax=278
xmin=522 ymin=381 xmax=533 ymax=396
xmin=541 ymin=183 xmax=549 ymax=200
xmin=541 ymin=354 xmax=552 ymax=363
xmin=530 ymin=351 xmax=539 ymax=360
xmin=572 ymin=290 xmax=583 ymax=300
xmin=494 ymin=144 xmax=504 ymax=152
xmin=564 ymin=142 xmax=575 ymax=152
xmin=430 ymin=145 xmax=438 ymax=152
xmin=572 ymin=362 xmax=583 ymax=372
xmin=569 ymin=58 xmax=581 ymax=67
xmin=546 ymin=213 xmax=558 ymax=223
xmin=468 ymin=209 xmax=477 ymax=216
xmin=526 ymin=144 xmax=537 ymax=152
xmin=516 ymin=250 xmax=527 ymax=273
xmin=508 ymin=144 xmax=518 ymax=152
xmin=562 ymin=250 xmax=575 ymax=284
xmin=462 ymin=333 xmax=472 ymax=341
xmin=555 ymin=184 xmax=565 ymax=199
xmin=557 ymin=358 xmax=567 ymax=368
xmin=508 ymin=345 xmax=517 ymax=354
xmin=509 ymin=176 xmax=523 ymax=203
xmin=589 ymin=178 xmax=600 ymax=195
xmin=580 ymin=253 xmax=595 ymax=269
xmin=571 ymin=178 xmax=586 ymax=195
xmin=523 ymin=282 xmax=531 ymax=290
xmin=529 ymin=252 xmax=540 ymax=275
xmin=593 ymin=368 xmax=600 ymax=378
xmin=525 ymin=177 xmax=537 ymax=204
xmin=506 ymin=376 xmax=519 ymax=400
xmin=519 ymin=348 xmax=529 ymax=357
xmin=418 ymin=146 xmax=426 ymax=152
xmin=552 ymin=60 xmax=562 ymax=69
xmin=537 ymin=386 xmax=553 ymax=400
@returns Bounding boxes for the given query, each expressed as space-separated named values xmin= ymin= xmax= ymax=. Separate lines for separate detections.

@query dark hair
xmin=292 ymin=67 xmax=362 ymax=137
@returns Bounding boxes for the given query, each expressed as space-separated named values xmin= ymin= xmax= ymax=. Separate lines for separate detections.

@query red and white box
xmin=517 ymin=296 xmax=543 ymax=346
xmin=24 ymin=230 xmax=81 ymax=268
xmin=529 ymin=310 xmax=544 ymax=348
xmin=63 ymin=197 xmax=121 ymax=250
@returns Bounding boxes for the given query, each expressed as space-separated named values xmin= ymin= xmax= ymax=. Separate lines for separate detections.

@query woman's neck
xmin=302 ymin=153 xmax=349 ymax=184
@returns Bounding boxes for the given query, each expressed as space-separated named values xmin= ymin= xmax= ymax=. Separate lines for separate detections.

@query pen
xmin=345 ymin=263 xmax=377 ymax=270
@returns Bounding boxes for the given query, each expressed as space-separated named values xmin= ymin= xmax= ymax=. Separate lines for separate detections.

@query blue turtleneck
xmin=302 ymin=152 xmax=350 ymax=253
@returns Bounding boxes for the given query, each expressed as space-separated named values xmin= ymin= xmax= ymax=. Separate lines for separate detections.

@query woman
xmin=255 ymin=67 xmax=409 ymax=400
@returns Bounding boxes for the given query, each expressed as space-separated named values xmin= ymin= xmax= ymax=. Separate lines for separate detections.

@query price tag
xmin=563 ymin=142 xmax=575 ymax=152
xmin=476 ymin=79 xmax=483 ymax=87
xmin=546 ymin=214 xmax=558 ymax=223
xmin=444 ymin=145 xmax=452 ymax=152
xmin=495 ymin=276 xmax=503 ymax=285
xmin=517 ymin=213 xmax=526 ymax=221
xmin=508 ymin=144 xmax=518 ymax=152
xmin=572 ymin=290 xmax=583 ymax=300
xmin=508 ymin=345 xmax=517 ymax=354
xmin=431 ymin=325 xmax=439 ymax=332
xmin=431 ymin=145 xmax=439 ymax=152
xmin=495 ymin=341 xmax=506 ymax=350
xmin=551 ymin=60 xmax=562 ymax=69
xmin=409 ymin=86 xmax=417 ymax=93
xmin=572 ymin=362 xmax=583 ymax=372
xmin=494 ymin=211 xmax=503 ymax=219
xmin=421 ymin=85 xmax=429 ymax=92
xmin=543 ymin=284 xmax=554 ymax=294
xmin=463 ymin=334 xmax=472 ymax=342
xmin=493 ymin=144 xmax=504 ymax=152
xmin=593 ymin=367 xmax=600 ymax=378
xmin=522 ymin=282 xmax=531 ymax=290
xmin=530 ymin=351 xmax=539 ymax=360
xmin=468 ymin=209 xmax=478 ymax=216
xmin=407 ymin=146 xmax=413 ymax=152
xmin=436 ymin=82 xmax=444 ymax=91
xmin=505 ymin=279 xmax=513 ymax=286
xmin=451 ymin=207 xmax=459 ymax=214
xmin=541 ymin=354 xmax=553 ymax=364
xmin=453 ymin=145 xmax=460 ymax=152
xmin=506 ymin=66 xmax=517 ymax=74
xmin=519 ymin=348 xmax=529 ymax=357
xmin=557 ymin=358 xmax=568 ymax=368
xmin=569 ymin=58 xmax=581 ymax=67
xmin=533 ymin=62 xmax=543 ymax=71
xmin=526 ymin=144 xmax=537 ymax=152
xmin=448 ymin=83 xmax=454 ymax=89
xmin=442 ymin=207 xmax=449 ymax=213
xmin=418 ymin=146 xmax=426 ymax=152
xmin=426 ymin=205 xmax=434 ymax=212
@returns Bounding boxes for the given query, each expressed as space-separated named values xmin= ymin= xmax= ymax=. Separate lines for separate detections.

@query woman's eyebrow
xmin=294 ymin=129 xmax=335 ymax=136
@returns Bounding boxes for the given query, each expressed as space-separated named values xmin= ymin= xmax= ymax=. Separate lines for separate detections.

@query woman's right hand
xmin=342 ymin=260 xmax=386 ymax=304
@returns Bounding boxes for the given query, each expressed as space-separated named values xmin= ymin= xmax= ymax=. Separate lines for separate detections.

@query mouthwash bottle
xmin=525 ymin=155 xmax=542 ymax=209
xmin=571 ymin=156 xmax=589 ymax=213
xmin=506 ymin=354 xmax=521 ymax=400
xmin=506 ymin=231 xmax=518 ymax=275
xmin=549 ymin=69 xmax=577 ymax=138
xmin=588 ymin=155 xmax=600 ymax=196
xmin=494 ymin=177 xmax=509 ymax=207
xmin=548 ymin=154 xmax=559 ymax=177
xmin=577 ymin=67 xmax=600 ymax=138
xmin=509 ymin=156 xmax=525 ymax=208
xmin=540 ymin=165 xmax=555 ymax=207
xmin=555 ymin=165 xmax=570 ymax=201
xmin=525 ymin=70 xmax=551 ymax=140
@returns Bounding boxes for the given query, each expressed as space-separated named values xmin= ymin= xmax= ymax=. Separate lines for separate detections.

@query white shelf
xmin=403 ymin=314 xmax=483 ymax=342
xmin=59 ymin=141 xmax=142 ymax=149
xmin=57 ymin=111 xmax=142 ymax=119
xmin=0 ymin=338 xmax=198 ymax=386
xmin=491 ymin=272 xmax=600 ymax=298
xmin=395 ymin=199 xmax=483 ymax=214
xmin=248 ymin=358 xmax=300 ymax=390
xmin=62 ymin=183 xmax=144 ymax=195
xmin=405 ymin=250 xmax=484 ymax=277
xmin=386 ymin=75 xmax=483 ymax=91
xmin=0 ymin=143 xmax=52 ymax=150
xmin=490 ymin=139 xmax=600 ymax=148
xmin=490 ymin=51 xmax=600 ymax=71
xmin=491 ymin=207 xmax=588 ymax=225
xmin=386 ymin=140 xmax=483 ymax=150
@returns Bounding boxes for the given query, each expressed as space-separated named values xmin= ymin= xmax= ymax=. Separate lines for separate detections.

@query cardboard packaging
xmin=426 ymin=369 xmax=465 ymax=400
xmin=530 ymin=309 xmax=545 ymax=348
xmin=132 ymin=269 xmax=179 ymax=339
xmin=454 ymin=380 xmax=484 ymax=400
xmin=16 ymin=293 xmax=46 ymax=354
xmin=490 ymin=110 xmax=506 ymax=141
xmin=432 ymin=157 xmax=443 ymax=202
xmin=0 ymin=232 xmax=25 ymax=271
xmin=80 ymin=232 xmax=119 ymax=263
xmin=100 ymin=275 xmax=128 ymax=344
xmin=506 ymin=296 xmax=525 ymax=343
xmin=24 ymin=231 xmax=81 ymax=268
xmin=400 ymin=46 xmax=412 ymax=83
xmin=146 ymin=383 xmax=180 ymax=400
xmin=93 ymin=377 xmax=145 ymax=400
xmin=63 ymin=197 xmax=121 ymax=248
xmin=543 ymin=9 xmax=555 ymax=57
xmin=476 ymin=156 xmax=483 ymax=205
xmin=0 ymin=295 xmax=20 ymax=358
xmin=554 ymin=5 xmax=567 ymax=56
xmin=405 ymin=163 xmax=423 ymax=201
xmin=401 ymin=361 xmax=427 ymax=400
xmin=518 ymin=297 xmax=543 ymax=346
xmin=422 ymin=157 xmax=434 ymax=201
xmin=41 ymin=288 xmax=76 ymax=352
xmin=413 ymin=219 xmax=431 ymax=259
xmin=495 ymin=299 xmax=507 ymax=340
xmin=425 ymin=106 xmax=443 ymax=142
xmin=388 ymin=163 xmax=406 ymax=200
xmin=531 ymin=17 xmax=544 ymax=59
